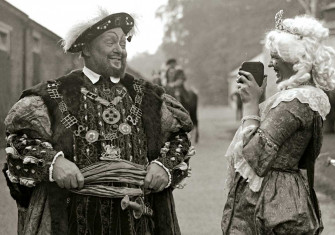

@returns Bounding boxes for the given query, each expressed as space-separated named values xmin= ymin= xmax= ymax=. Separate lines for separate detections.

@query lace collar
xmin=261 ymin=85 xmax=330 ymax=120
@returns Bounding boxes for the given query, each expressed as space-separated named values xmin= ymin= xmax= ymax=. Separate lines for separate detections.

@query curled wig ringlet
xmin=265 ymin=14 xmax=335 ymax=91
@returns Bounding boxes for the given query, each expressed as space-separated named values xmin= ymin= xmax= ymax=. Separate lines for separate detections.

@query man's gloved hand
xmin=144 ymin=163 xmax=169 ymax=192
xmin=53 ymin=157 xmax=84 ymax=189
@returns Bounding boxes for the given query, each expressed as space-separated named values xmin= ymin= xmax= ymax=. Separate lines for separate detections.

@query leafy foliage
xmin=296 ymin=0 xmax=333 ymax=17
xmin=131 ymin=0 xmax=333 ymax=104
xmin=156 ymin=0 xmax=307 ymax=104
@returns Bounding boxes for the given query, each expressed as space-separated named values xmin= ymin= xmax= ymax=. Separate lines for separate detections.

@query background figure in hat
xmin=169 ymin=69 xmax=199 ymax=143
xmin=154 ymin=58 xmax=177 ymax=87
xmin=153 ymin=58 xmax=199 ymax=143
xmin=3 ymin=9 xmax=194 ymax=235
xmin=221 ymin=10 xmax=335 ymax=234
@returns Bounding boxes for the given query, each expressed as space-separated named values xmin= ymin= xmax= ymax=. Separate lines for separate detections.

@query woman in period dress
xmin=221 ymin=11 xmax=335 ymax=235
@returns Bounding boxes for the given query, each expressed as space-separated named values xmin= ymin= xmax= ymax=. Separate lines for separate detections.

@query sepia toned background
xmin=1 ymin=0 xmax=335 ymax=234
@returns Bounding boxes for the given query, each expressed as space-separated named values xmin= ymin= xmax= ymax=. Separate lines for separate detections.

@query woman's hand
xmin=237 ymin=70 xmax=267 ymax=105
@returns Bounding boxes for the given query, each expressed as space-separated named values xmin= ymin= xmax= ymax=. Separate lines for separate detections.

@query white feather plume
xmin=61 ymin=8 xmax=137 ymax=53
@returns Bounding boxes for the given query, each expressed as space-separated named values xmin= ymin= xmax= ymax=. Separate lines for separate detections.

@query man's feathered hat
xmin=62 ymin=9 xmax=135 ymax=53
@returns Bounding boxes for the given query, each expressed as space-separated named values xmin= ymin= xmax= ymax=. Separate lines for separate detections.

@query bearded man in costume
xmin=3 ymin=10 xmax=194 ymax=235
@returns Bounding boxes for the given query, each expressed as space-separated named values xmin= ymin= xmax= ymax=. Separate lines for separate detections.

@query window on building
xmin=32 ymin=31 xmax=41 ymax=85
xmin=32 ymin=31 xmax=41 ymax=53
xmin=0 ymin=21 xmax=12 ymax=52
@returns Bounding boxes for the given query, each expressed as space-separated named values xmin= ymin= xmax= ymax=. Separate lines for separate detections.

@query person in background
xmin=166 ymin=58 xmax=177 ymax=69
xmin=3 ymin=9 xmax=194 ymax=235
xmin=162 ymin=62 xmax=200 ymax=144
xmin=151 ymin=70 xmax=162 ymax=86
xmin=222 ymin=10 xmax=335 ymax=234
xmin=152 ymin=58 xmax=178 ymax=87
xmin=230 ymin=91 xmax=243 ymax=121
xmin=166 ymin=69 xmax=187 ymax=101
xmin=165 ymin=59 xmax=177 ymax=85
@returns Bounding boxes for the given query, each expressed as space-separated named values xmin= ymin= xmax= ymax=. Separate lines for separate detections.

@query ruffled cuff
xmin=224 ymin=125 xmax=264 ymax=192
xmin=233 ymin=125 xmax=264 ymax=192
xmin=234 ymin=156 xmax=264 ymax=192
xmin=49 ymin=151 xmax=64 ymax=182
xmin=150 ymin=160 xmax=172 ymax=188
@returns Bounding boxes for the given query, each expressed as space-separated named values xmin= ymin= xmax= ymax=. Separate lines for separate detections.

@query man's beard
xmin=110 ymin=64 xmax=126 ymax=78
xmin=102 ymin=61 xmax=126 ymax=78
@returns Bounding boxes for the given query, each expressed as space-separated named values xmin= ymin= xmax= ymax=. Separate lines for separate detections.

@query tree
xmin=296 ymin=0 xmax=333 ymax=17
xmin=156 ymin=0 xmax=305 ymax=105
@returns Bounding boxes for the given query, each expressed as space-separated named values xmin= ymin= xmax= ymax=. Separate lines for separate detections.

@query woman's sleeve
xmin=242 ymin=99 xmax=314 ymax=177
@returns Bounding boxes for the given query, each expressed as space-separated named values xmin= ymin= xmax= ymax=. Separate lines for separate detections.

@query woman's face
xmin=268 ymin=52 xmax=296 ymax=84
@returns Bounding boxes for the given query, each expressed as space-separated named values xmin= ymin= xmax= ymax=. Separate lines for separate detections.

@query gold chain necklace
xmin=47 ymin=80 xmax=144 ymax=146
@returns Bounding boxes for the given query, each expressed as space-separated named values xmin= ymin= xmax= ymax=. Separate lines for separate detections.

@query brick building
xmin=0 ymin=0 xmax=83 ymax=101
xmin=0 ymin=0 xmax=83 ymax=146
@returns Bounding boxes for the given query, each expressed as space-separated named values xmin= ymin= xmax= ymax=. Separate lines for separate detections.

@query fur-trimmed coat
xmin=4 ymin=70 xmax=193 ymax=235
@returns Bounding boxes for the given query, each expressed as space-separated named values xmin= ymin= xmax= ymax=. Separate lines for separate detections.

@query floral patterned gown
xmin=221 ymin=85 xmax=330 ymax=235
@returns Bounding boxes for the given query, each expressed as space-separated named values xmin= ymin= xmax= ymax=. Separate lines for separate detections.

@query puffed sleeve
xmin=4 ymin=96 xmax=58 ymax=188
xmin=242 ymin=99 xmax=314 ymax=177
xmin=156 ymin=94 xmax=195 ymax=188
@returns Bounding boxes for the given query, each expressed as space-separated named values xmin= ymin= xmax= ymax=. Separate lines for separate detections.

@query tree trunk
xmin=310 ymin=0 xmax=320 ymax=18
xmin=296 ymin=0 xmax=321 ymax=17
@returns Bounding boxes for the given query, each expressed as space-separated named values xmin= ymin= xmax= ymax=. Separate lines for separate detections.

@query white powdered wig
xmin=61 ymin=8 xmax=137 ymax=53
xmin=266 ymin=14 xmax=335 ymax=91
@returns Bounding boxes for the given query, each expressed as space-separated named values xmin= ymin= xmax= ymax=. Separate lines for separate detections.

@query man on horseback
xmin=163 ymin=60 xmax=199 ymax=143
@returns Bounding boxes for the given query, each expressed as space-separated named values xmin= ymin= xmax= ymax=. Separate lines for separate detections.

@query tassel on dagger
xmin=121 ymin=195 xmax=153 ymax=219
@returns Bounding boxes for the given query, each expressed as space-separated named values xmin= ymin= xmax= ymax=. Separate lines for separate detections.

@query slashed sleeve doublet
xmin=4 ymin=95 xmax=57 ymax=187
xmin=157 ymin=93 xmax=194 ymax=187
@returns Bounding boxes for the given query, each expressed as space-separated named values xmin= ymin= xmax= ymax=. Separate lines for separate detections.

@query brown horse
xmin=173 ymin=85 xmax=199 ymax=143
xmin=162 ymin=69 xmax=199 ymax=143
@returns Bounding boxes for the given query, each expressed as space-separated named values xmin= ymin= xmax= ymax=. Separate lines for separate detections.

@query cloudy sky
xmin=6 ymin=0 xmax=168 ymax=58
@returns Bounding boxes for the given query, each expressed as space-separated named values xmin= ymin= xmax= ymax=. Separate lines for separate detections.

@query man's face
xmin=84 ymin=28 xmax=127 ymax=78
xmin=169 ymin=62 xmax=177 ymax=68
xmin=167 ymin=67 xmax=176 ymax=82
xmin=268 ymin=52 xmax=295 ymax=84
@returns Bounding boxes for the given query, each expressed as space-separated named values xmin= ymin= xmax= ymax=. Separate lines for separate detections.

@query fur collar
xmin=22 ymin=69 xmax=165 ymax=161
xmin=20 ymin=70 xmax=178 ymax=235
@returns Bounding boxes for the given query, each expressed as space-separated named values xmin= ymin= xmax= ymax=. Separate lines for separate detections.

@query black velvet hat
xmin=64 ymin=12 xmax=135 ymax=53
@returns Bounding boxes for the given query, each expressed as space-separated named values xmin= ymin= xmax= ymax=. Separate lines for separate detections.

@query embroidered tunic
xmin=68 ymin=77 xmax=149 ymax=234
xmin=3 ymin=70 xmax=194 ymax=235
xmin=74 ymin=77 xmax=148 ymax=167
xmin=221 ymin=86 xmax=329 ymax=235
